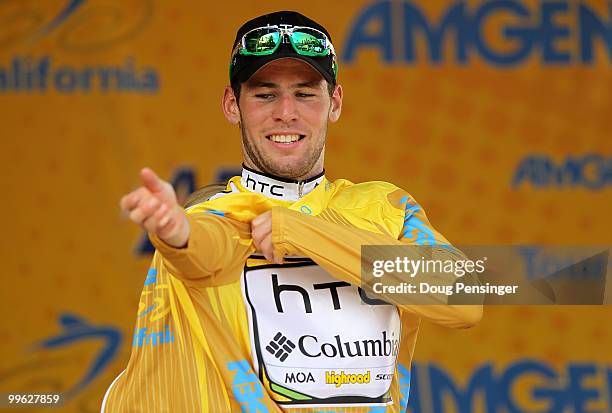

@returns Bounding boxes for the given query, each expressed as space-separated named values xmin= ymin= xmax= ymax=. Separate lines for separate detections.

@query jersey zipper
xmin=298 ymin=181 xmax=305 ymax=198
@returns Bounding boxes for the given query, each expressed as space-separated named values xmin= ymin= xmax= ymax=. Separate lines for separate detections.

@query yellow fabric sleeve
xmin=271 ymin=206 xmax=483 ymax=329
xmin=149 ymin=212 xmax=255 ymax=287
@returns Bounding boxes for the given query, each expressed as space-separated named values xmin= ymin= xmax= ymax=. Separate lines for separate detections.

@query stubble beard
xmin=239 ymin=119 xmax=326 ymax=180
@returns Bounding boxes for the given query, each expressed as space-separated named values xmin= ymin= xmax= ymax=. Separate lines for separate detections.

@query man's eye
xmin=255 ymin=93 xmax=274 ymax=99
xmin=296 ymin=93 xmax=315 ymax=98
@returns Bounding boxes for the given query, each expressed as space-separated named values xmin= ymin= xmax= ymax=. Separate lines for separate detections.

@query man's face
xmin=224 ymin=58 xmax=342 ymax=180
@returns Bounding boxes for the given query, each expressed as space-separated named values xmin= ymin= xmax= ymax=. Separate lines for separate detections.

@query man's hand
xmin=120 ymin=168 xmax=190 ymax=248
xmin=252 ymin=210 xmax=284 ymax=264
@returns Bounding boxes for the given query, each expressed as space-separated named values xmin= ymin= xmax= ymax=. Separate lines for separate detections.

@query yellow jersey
xmin=102 ymin=167 xmax=481 ymax=412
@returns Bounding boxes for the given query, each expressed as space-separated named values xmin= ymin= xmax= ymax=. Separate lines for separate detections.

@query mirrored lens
xmin=291 ymin=29 xmax=327 ymax=55
xmin=244 ymin=29 xmax=280 ymax=54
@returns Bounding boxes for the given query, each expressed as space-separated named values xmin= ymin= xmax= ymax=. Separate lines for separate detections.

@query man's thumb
xmin=140 ymin=167 xmax=163 ymax=193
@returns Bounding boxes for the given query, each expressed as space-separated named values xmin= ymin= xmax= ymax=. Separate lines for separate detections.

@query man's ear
xmin=222 ymin=86 xmax=240 ymax=124
xmin=328 ymin=84 xmax=343 ymax=123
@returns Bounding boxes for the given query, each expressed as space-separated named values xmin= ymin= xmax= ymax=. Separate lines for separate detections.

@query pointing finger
xmin=140 ymin=167 xmax=163 ymax=193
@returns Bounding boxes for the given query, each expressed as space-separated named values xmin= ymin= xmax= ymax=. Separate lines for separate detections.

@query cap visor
xmin=235 ymin=49 xmax=335 ymax=85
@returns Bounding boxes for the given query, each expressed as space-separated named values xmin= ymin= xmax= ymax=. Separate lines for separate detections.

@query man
xmin=104 ymin=11 xmax=482 ymax=413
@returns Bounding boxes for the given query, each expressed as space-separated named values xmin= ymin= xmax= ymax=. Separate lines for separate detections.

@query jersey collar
xmin=240 ymin=165 xmax=325 ymax=202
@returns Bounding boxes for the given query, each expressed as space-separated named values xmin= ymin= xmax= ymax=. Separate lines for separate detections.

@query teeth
xmin=269 ymin=134 xmax=300 ymax=143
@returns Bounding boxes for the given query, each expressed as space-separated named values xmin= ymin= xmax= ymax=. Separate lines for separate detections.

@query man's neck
xmin=239 ymin=165 xmax=325 ymax=201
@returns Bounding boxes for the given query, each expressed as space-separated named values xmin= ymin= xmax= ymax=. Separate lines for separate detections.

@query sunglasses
xmin=231 ymin=24 xmax=337 ymax=78
xmin=237 ymin=24 xmax=336 ymax=57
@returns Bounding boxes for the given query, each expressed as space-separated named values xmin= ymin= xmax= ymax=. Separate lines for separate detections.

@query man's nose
xmin=272 ymin=94 xmax=298 ymax=122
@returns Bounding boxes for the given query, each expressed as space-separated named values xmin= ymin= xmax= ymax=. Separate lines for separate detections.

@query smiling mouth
xmin=266 ymin=134 xmax=305 ymax=144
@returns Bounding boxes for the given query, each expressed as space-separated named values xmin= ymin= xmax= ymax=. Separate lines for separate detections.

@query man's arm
xmin=256 ymin=205 xmax=482 ymax=329
xmin=149 ymin=213 xmax=253 ymax=285
xmin=120 ymin=168 xmax=253 ymax=285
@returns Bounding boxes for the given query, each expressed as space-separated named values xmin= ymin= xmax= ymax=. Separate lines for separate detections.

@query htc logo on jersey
xmin=244 ymin=173 xmax=284 ymax=197
xmin=272 ymin=274 xmax=388 ymax=313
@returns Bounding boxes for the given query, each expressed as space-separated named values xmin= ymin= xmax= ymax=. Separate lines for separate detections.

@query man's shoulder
xmin=329 ymin=178 xmax=398 ymax=191
xmin=328 ymin=178 xmax=412 ymax=211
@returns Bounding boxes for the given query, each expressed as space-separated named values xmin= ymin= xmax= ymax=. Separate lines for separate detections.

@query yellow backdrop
xmin=1 ymin=0 xmax=611 ymax=411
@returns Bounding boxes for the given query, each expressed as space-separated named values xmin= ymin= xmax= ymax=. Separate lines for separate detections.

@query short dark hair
xmin=231 ymin=80 xmax=335 ymax=103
